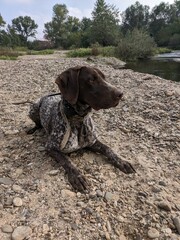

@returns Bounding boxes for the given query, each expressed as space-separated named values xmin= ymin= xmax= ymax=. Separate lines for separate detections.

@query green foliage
xmin=122 ymin=1 xmax=150 ymax=33
xmin=116 ymin=29 xmax=156 ymax=61
xmin=67 ymin=46 xmax=116 ymax=58
xmin=26 ymin=49 xmax=54 ymax=55
xmin=154 ymin=47 xmax=172 ymax=54
xmin=67 ymin=48 xmax=92 ymax=57
xmin=90 ymin=0 xmax=120 ymax=46
xmin=0 ymin=14 xmax=6 ymax=27
xmin=0 ymin=47 xmax=22 ymax=60
xmin=11 ymin=16 xmax=38 ymax=44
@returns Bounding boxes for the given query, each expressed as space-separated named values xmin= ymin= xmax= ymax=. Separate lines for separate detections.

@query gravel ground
xmin=0 ymin=54 xmax=180 ymax=240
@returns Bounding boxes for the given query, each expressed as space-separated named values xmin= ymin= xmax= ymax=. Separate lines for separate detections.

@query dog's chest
xmin=61 ymin=113 xmax=96 ymax=153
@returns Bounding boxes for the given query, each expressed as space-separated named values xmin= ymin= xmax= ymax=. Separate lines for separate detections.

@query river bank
xmin=0 ymin=55 xmax=180 ymax=240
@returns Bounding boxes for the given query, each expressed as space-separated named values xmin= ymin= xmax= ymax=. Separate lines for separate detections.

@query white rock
xmin=147 ymin=228 xmax=160 ymax=239
xmin=12 ymin=226 xmax=32 ymax=240
xmin=13 ymin=197 xmax=23 ymax=207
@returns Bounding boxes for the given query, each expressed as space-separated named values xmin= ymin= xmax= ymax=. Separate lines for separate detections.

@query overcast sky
xmin=0 ymin=0 xmax=175 ymax=39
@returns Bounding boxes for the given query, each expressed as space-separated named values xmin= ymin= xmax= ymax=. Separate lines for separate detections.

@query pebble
xmin=157 ymin=201 xmax=171 ymax=211
xmin=1 ymin=224 xmax=13 ymax=233
xmin=13 ymin=197 xmax=23 ymax=207
xmin=42 ymin=224 xmax=49 ymax=234
xmin=147 ymin=228 xmax=160 ymax=239
xmin=4 ymin=197 xmax=13 ymax=207
xmin=173 ymin=217 xmax=180 ymax=234
xmin=152 ymin=186 xmax=161 ymax=193
xmin=119 ymin=234 xmax=127 ymax=240
xmin=61 ymin=189 xmax=76 ymax=198
xmin=96 ymin=190 xmax=104 ymax=197
xmin=159 ymin=181 xmax=167 ymax=186
xmin=0 ymin=177 xmax=13 ymax=185
xmin=12 ymin=226 xmax=32 ymax=240
xmin=48 ymin=170 xmax=59 ymax=176
xmin=104 ymin=192 xmax=113 ymax=201
xmin=12 ymin=185 xmax=22 ymax=193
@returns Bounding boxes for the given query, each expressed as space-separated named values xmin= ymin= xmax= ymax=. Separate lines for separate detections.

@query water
xmin=126 ymin=51 xmax=180 ymax=82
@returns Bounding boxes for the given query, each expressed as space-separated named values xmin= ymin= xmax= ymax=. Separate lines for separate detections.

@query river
xmin=126 ymin=51 xmax=180 ymax=82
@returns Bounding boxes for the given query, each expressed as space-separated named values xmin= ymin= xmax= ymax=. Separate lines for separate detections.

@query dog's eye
xmin=88 ymin=78 xmax=94 ymax=84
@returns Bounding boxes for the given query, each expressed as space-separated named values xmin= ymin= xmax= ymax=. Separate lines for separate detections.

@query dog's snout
xmin=115 ymin=90 xmax=123 ymax=99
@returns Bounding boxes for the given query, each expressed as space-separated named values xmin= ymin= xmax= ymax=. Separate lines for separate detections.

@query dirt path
xmin=0 ymin=54 xmax=180 ymax=240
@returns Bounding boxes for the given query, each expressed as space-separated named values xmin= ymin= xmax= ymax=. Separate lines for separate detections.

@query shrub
xmin=99 ymin=46 xmax=115 ymax=57
xmin=26 ymin=49 xmax=54 ymax=55
xmin=67 ymin=48 xmax=92 ymax=57
xmin=116 ymin=29 xmax=156 ymax=61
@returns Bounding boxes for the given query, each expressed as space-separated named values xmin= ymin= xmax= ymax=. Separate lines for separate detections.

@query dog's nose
xmin=115 ymin=90 xmax=123 ymax=99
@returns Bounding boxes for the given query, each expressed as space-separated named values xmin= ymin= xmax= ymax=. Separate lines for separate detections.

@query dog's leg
xmin=87 ymin=140 xmax=136 ymax=174
xmin=47 ymin=148 xmax=88 ymax=192
xmin=26 ymin=124 xmax=43 ymax=134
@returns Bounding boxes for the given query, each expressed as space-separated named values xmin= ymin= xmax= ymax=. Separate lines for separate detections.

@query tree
xmin=80 ymin=17 xmax=92 ymax=47
xmin=90 ymin=0 xmax=120 ymax=46
xmin=44 ymin=4 xmax=69 ymax=47
xmin=121 ymin=1 xmax=150 ymax=33
xmin=0 ymin=14 xmax=6 ymax=27
xmin=11 ymin=16 xmax=38 ymax=44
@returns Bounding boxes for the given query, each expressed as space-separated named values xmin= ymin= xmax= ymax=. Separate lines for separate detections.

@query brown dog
xmin=28 ymin=66 xmax=135 ymax=192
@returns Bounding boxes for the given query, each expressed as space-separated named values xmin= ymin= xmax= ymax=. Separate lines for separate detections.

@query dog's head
xmin=55 ymin=66 xmax=123 ymax=110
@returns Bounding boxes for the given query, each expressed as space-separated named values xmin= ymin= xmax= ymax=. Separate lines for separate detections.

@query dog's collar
xmin=61 ymin=98 xmax=92 ymax=118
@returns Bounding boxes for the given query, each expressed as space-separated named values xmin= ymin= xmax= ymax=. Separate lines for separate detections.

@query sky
xmin=0 ymin=0 xmax=175 ymax=39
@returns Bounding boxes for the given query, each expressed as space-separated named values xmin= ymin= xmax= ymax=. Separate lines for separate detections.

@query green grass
xmin=0 ymin=55 xmax=17 ymax=60
xmin=153 ymin=47 xmax=172 ymax=55
xmin=26 ymin=49 xmax=54 ymax=55
xmin=67 ymin=46 xmax=116 ymax=58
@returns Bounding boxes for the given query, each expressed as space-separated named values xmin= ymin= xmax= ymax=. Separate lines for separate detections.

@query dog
xmin=28 ymin=66 xmax=135 ymax=192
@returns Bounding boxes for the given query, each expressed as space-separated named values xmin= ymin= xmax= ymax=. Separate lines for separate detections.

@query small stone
xmin=106 ymin=221 xmax=112 ymax=232
xmin=12 ymin=226 xmax=32 ymax=240
xmin=152 ymin=186 xmax=161 ymax=193
xmin=61 ymin=189 xmax=76 ymax=198
xmin=48 ymin=170 xmax=59 ymax=176
xmin=119 ymin=234 xmax=127 ymax=240
xmin=4 ymin=197 xmax=13 ymax=206
xmin=12 ymin=185 xmax=22 ymax=193
xmin=42 ymin=224 xmax=49 ymax=234
xmin=173 ymin=217 xmax=180 ymax=234
xmin=162 ymin=227 xmax=172 ymax=236
xmin=0 ymin=177 xmax=13 ymax=185
xmin=159 ymin=181 xmax=167 ymax=186
xmin=13 ymin=197 xmax=23 ymax=207
xmin=89 ymin=190 xmax=96 ymax=198
xmin=96 ymin=190 xmax=104 ymax=197
xmin=1 ymin=224 xmax=13 ymax=233
xmin=104 ymin=192 xmax=113 ymax=201
xmin=157 ymin=201 xmax=171 ymax=211
xmin=38 ymin=146 xmax=45 ymax=151
xmin=147 ymin=228 xmax=160 ymax=239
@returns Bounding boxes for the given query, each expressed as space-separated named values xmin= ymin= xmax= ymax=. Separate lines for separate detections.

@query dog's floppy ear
xmin=93 ymin=67 xmax=105 ymax=79
xmin=55 ymin=66 xmax=82 ymax=105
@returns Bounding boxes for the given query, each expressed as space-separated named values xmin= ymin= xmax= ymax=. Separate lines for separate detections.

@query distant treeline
xmin=0 ymin=0 xmax=180 ymax=50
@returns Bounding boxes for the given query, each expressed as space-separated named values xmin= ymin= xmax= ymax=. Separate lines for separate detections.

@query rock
xmin=4 ymin=197 xmax=13 ymax=207
xmin=12 ymin=226 xmax=32 ymax=240
xmin=157 ymin=201 xmax=171 ymax=211
xmin=12 ymin=185 xmax=22 ymax=193
xmin=42 ymin=224 xmax=49 ymax=234
xmin=1 ymin=224 xmax=13 ymax=233
xmin=152 ymin=186 xmax=161 ymax=193
xmin=159 ymin=181 xmax=167 ymax=186
xmin=104 ymin=192 xmax=119 ymax=201
xmin=147 ymin=228 xmax=160 ymax=239
xmin=48 ymin=170 xmax=59 ymax=176
xmin=0 ymin=177 xmax=13 ymax=185
xmin=173 ymin=217 xmax=180 ymax=234
xmin=96 ymin=190 xmax=104 ymax=197
xmin=61 ymin=189 xmax=76 ymax=198
xmin=13 ymin=197 xmax=23 ymax=207
xmin=119 ymin=234 xmax=127 ymax=240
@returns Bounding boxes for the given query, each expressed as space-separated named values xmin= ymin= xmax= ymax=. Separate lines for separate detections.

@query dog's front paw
xmin=116 ymin=160 xmax=136 ymax=174
xmin=67 ymin=168 xmax=88 ymax=192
